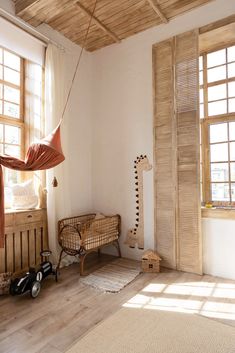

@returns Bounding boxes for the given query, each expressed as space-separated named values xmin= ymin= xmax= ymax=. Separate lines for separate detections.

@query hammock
xmin=0 ymin=124 xmax=64 ymax=247
xmin=0 ymin=0 xmax=98 ymax=248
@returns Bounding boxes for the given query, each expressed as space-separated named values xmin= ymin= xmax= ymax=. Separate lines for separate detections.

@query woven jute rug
xmin=80 ymin=258 xmax=141 ymax=293
xmin=66 ymin=308 xmax=235 ymax=353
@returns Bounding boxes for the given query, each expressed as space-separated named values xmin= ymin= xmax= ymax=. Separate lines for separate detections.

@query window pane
xmin=4 ymin=86 xmax=20 ymax=104
xmin=0 ymin=144 xmax=3 ymax=154
xmin=199 ymin=56 xmax=203 ymax=71
xmin=207 ymin=65 xmax=226 ymax=83
xmin=230 ymin=163 xmax=235 ymax=181
xmin=0 ymin=65 xmax=2 ymax=80
xmin=210 ymin=143 xmax=228 ymax=162
xmin=210 ymin=123 xmax=227 ymax=143
xmin=0 ymin=125 xmax=3 ymax=142
xmin=4 ymin=67 xmax=20 ymax=86
xmin=4 ymin=144 xmax=20 ymax=157
xmin=229 ymin=122 xmax=235 ymax=140
xmin=228 ymin=63 xmax=235 ymax=78
xmin=200 ymin=104 xmax=204 ymax=119
xmin=199 ymin=71 xmax=203 ymax=85
xmin=211 ymin=183 xmax=229 ymax=201
xmin=5 ymin=125 xmax=20 ymax=144
xmin=211 ymin=163 xmax=229 ymax=182
xmin=208 ymin=100 xmax=227 ymax=116
xmin=0 ymin=84 xmax=2 ymax=99
xmin=230 ymin=141 xmax=235 ymax=160
xmin=228 ymin=46 xmax=235 ymax=62
xmin=207 ymin=49 xmax=226 ymax=68
xmin=0 ymin=100 xmax=2 ymax=114
xmin=200 ymin=88 xmax=204 ymax=103
xmin=228 ymin=81 xmax=235 ymax=98
xmin=208 ymin=84 xmax=226 ymax=101
xmin=3 ymin=50 xmax=20 ymax=71
xmin=3 ymin=101 xmax=19 ymax=119
xmin=229 ymin=98 xmax=235 ymax=113
xmin=232 ymin=183 xmax=235 ymax=201
xmin=5 ymin=169 xmax=18 ymax=185
xmin=0 ymin=48 xmax=2 ymax=64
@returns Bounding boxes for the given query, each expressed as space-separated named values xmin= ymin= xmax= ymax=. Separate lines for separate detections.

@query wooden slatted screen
xmin=0 ymin=210 xmax=48 ymax=274
xmin=153 ymin=38 xmax=177 ymax=269
xmin=153 ymin=29 xmax=202 ymax=274
xmin=175 ymin=30 xmax=202 ymax=274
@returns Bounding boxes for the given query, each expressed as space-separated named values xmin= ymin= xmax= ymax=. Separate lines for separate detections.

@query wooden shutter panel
xmin=175 ymin=30 xmax=202 ymax=274
xmin=153 ymin=39 xmax=177 ymax=269
xmin=153 ymin=30 xmax=202 ymax=274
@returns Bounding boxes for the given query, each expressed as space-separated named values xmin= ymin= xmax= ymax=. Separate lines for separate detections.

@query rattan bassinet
xmin=57 ymin=213 xmax=121 ymax=275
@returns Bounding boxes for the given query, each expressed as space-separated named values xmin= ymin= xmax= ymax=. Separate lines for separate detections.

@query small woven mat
xmin=80 ymin=258 xmax=141 ymax=293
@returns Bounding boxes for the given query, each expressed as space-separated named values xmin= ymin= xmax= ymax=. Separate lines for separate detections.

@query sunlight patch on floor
xmin=122 ymin=279 xmax=235 ymax=321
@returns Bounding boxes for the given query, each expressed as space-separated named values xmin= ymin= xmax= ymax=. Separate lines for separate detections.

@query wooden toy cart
xmin=57 ymin=213 xmax=121 ymax=275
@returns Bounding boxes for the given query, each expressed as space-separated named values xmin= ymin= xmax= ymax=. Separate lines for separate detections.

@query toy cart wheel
xmin=30 ymin=281 xmax=41 ymax=298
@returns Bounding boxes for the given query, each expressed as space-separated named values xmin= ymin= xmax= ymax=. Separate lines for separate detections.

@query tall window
xmin=0 ymin=47 xmax=24 ymax=185
xmin=200 ymin=44 xmax=235 ymax=206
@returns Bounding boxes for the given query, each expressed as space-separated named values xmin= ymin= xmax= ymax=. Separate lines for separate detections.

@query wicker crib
xmin=57 ymin=213 xmax=121 ymax=275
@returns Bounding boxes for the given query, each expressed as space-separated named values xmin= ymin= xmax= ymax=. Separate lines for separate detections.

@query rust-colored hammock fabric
xmin=0 ymin=124 xmax=65 ymax=247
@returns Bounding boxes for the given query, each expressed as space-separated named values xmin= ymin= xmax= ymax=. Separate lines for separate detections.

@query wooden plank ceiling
xmin=14 ymin=0 xmax=214 ymax=52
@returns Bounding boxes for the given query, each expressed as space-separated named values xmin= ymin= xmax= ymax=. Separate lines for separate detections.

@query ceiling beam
xmin=15 ymin=0 xmax=40 ymax=16
xmin=146 ymin=0 xmax=168 ymax=24
xmin=76 ymin=2 xmax=121 ymax=44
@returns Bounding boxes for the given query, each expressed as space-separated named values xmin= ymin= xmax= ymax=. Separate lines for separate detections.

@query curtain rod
xmin=0 ymin=8 xmax=65 ymax=51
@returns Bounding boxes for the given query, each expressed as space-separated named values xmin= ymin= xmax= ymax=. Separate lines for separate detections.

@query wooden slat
xmin=15 ymin=0 xmax=40 ymax=16
xmin=28 ymin=229 xmax=35 ymax=267
xmin=175 ymin=29 xmax=202 ymax=274
xmin=5 ymin=233 xmax=14 ymax=273
xmin=146 ymin=0 xmax=168 ymax=24
xmin=14 ymin=231 xmax=22 ymax=272
xmin=153 ymin=38 xmax=176 ymax=269
xmin=199 ymin=14 xmax=235 ymax=35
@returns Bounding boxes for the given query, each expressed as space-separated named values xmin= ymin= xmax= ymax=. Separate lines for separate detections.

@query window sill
xmin=4 ymin=208 xmax=45 ymax=215
xmin=202 ymin=207 xmax=235 ymax=220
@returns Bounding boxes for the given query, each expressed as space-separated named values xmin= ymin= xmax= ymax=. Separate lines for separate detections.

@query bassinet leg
xmin=97 ymin=248 xmax=101 ymax=257
xmin=114 ymin=240 xmax=121 ymax=258
xmin=79 ymin=253 xmax=86 ymax=276
xmin=57 ymin=249 xmax=64 ymax=272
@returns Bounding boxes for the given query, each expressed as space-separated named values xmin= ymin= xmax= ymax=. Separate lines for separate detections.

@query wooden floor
xmin=1 ymin=254 xmax=235 ymax=353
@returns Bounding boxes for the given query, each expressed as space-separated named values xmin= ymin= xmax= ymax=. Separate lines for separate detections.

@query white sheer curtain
xmin=25 ymin=60 xmax=45 ymax=193
xmin=45 ymin=44 xmax=72 ymax=264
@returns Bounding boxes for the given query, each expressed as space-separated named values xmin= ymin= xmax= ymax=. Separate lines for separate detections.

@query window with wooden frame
xmin=0 ymin=46 xmax=24 ymax=186
xmin=200 ymin=44 xmax=235 ymax=206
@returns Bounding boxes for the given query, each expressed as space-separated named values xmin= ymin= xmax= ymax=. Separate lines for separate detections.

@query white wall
xmin=91 ymin=0 xmax=235 ymax=269
xmin=203 ymin=218 xmax=235 ymax=280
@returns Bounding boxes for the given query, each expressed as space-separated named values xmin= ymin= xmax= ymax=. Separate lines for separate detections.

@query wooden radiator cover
xmin=0 ymin=209 xmax=48 ymax=274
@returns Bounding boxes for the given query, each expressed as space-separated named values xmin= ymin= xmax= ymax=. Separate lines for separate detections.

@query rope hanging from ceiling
xmin=0 ymin=0 xmax=98 ymax=247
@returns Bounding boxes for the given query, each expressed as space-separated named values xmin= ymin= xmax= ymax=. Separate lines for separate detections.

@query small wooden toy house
xmin=142 ymin=250 xmax=161 ymax=273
